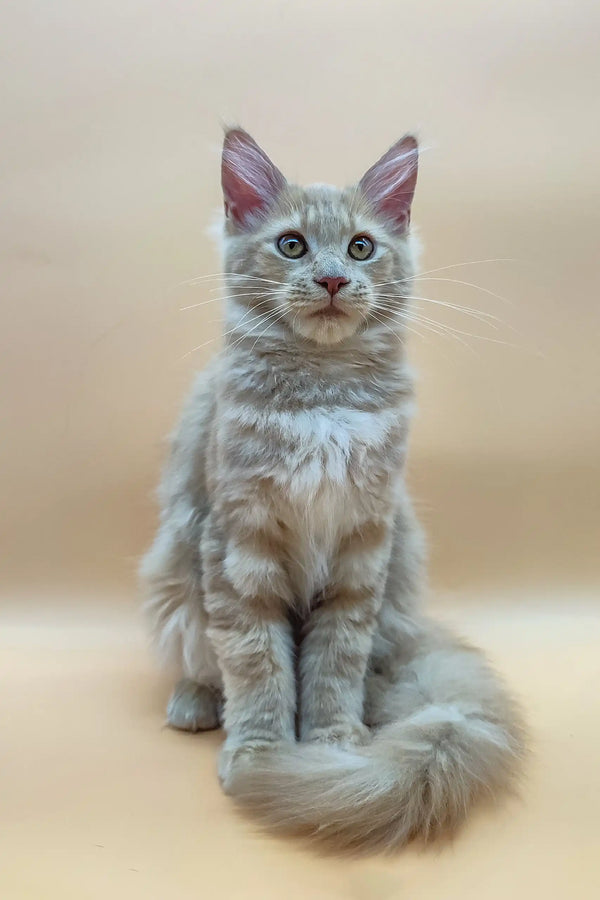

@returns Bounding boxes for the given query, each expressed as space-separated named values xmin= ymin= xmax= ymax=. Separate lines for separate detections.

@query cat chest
xmin=267 ymin=406 xmax=399 ymax=570
xmin=222 ymin=403 xmax=404 ymax=519
xmin=221 ymin=403 xmax=403 ymax=601
xmin=264 ymin=405 xmax=399 ymax=496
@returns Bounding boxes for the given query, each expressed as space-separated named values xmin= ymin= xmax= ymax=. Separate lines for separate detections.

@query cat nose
xmin=315 ymin=276 xmax=350 ymax=297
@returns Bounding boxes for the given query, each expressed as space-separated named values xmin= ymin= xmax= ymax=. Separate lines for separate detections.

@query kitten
xmin=140 ymin=128 xmax=525 ymax=852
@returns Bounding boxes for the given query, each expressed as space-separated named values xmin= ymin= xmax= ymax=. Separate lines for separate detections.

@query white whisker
xmin=403 ymin=309 xmax=521 ymax=350
xmin=180 ymin=288 xmax=288 ymax=312
xmin=180 ymin=296 xmax=288 ymax=358
xmin=372 ymin=257 xmax=516 ymax=289
xmin=247 ymin=307 xmax=291 ymax=354
xmin=208 ymin=284 xmax=288 ymax=295
xmin=374 ymin=294 xmax=501 ymax=327
xmin=177 ymin=272 xmax=287 ymax=289
xmin=367 ymin=307 xmax=428 ymax=345
xmin=412 ymin=276 xmax=513 ymax=307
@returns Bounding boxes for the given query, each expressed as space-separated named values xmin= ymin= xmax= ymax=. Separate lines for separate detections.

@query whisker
xmin=247 ymin=307 xmax=291 ymax=354
xmin=225 ymin=297 xmax=291 ymax=344
xmin=179 ymin=296 xmax=224 ymax=312
xmin=374 ymin=294 xmax=501 ymax=327
xmin=208 ymin=284 xmax=288 ymax=295
xmin=404 ymin=310 xmax=522 ymax=350
xmin=177 ymin=272 xmax=288 ymax=288
xmin=401 ymin=311 xmax=478 ymax=352
xmin=179 ymin=297 xmax=287 ymax=358
xmin=373 ymin=304 xmax=483 ymax=354
xmin=171 ymin=272 xmax=223 ymax=289
xmin=180 ymin=288 xmax=287 ymax=312
xmin=412 ymin=276 xmax=513 ymax=307
xmin=226 ymin=302 xmax=293 ymax=354
xmin=372 ymin=257 xmax=516 ymax=289
xmin=368 ymin=308 xmax=429 ymax=345
xmin=394 ymin=310 xmax=462 ymax=345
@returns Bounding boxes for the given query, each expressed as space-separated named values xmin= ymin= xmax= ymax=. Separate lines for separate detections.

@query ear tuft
xmin=221 ymin=128 xmax=286 ymax=228
xmin=359 ymin=134 xmax=419 ymax=232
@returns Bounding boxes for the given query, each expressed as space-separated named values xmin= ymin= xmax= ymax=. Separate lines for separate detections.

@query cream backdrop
xmin=2 ymin=2 xmax=599 ymax=898
xmin=2 ymin=0 xmax=599 ymax=591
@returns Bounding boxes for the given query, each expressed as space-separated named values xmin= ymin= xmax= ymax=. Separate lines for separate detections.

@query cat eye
xmin=277 ymin=233 xmax=308 ymax=259
xmin=348 ymin=235 xmax=375 ymax=261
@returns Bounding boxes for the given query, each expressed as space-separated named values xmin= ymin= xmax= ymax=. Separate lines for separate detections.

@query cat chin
xmin=293 ymin=314 xmax=361 ymax=346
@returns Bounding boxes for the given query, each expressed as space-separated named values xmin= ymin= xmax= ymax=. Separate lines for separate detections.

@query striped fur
xmin=140 ymin=130 xmax=525 ymax=852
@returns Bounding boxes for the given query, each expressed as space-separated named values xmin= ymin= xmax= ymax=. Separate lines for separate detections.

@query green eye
xmin=348 ymin=235 xmax=375 ymax=261
xmin=277 ymin=233 xmax=308 ymax=259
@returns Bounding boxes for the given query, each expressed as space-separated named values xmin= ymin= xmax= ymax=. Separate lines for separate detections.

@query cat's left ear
xmin=359 ymin=135 xmax=418 ymax=232
xmin=222 ymin=128 xmax=287 ymax=228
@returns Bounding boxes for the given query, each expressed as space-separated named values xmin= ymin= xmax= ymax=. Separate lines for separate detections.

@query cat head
xmin=220 ymin=128 xmax=419 ymax=346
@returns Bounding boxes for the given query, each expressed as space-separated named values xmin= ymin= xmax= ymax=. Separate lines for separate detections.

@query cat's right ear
xmin=221 ymin=129 xmax=287 ymax=228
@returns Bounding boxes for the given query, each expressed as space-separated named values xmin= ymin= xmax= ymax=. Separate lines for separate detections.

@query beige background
xmin=2 ymin=1 xmax=599 ymax=897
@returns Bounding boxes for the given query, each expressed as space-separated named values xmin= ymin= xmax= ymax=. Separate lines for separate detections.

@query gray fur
xmin=141 ymin=129 xmax=525 ymax=853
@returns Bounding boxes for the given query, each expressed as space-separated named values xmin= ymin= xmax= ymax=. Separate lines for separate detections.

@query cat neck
xmin=226 ymin=320 xmax=406 ymax=370
xmin=222 ymin=323 xmax=412 ymax=410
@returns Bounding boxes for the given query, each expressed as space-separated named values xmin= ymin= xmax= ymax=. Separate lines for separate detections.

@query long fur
xmin=224 ymin=618 xmax=524 ymax=853
xmin=141 ymin=128 xmax=526 ymax=853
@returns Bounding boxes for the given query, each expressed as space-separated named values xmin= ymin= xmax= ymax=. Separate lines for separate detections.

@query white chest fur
xmin=262 ymin=405 xmax=399 ymax=600
xmin=274 ymin=405 xmax=396 ymax=489
xmin=221 ymin=401 xmax=402 ymax=600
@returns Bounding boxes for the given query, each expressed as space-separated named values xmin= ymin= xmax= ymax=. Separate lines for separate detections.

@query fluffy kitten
xmin=141 ymin=128 xmax=525 ymax=852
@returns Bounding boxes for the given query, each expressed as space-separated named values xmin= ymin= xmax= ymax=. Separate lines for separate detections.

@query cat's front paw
xmin=218 ymin=738 xmax=286 ymax=793
xmin=303 ymin=721 xmax=372 ymax=748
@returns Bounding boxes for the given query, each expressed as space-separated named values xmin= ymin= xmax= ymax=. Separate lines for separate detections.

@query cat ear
xmin=359 ymin=134 xmax=418 ymax=232
xmin=221 ymin=128 xmax=287 ymax=228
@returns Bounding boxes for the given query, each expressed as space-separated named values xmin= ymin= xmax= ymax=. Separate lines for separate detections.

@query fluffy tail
xmin=224 ymin=629 xmax=526 ymax=853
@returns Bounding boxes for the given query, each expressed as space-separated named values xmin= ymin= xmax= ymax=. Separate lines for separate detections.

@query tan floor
xmin=2 ymin=588 xmax=599 ymax=899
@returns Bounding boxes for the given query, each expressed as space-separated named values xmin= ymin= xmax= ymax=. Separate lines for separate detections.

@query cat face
xmin=221 ymin=130 xmax=418 ymax=346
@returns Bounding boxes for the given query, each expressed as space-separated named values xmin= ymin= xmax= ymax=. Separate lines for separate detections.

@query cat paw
xmin=167 ymin=679 xmax=222 ymax=733
xmin=218 ymin=738 xmax=285 ymax=793
xmin=303 ymin=722 xmax=372 ymax=748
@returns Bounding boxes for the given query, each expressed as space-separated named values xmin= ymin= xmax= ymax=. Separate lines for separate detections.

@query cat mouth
xmin=310 ymin=301 xmax=349 ymax=319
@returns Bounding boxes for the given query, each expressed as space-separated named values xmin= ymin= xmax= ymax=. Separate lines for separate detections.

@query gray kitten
xmin=141 ymin=129 xmax=525 ymax=852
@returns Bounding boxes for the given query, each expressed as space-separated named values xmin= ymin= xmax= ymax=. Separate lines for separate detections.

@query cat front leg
xmin=299 ymin=521 xmax=392 ymax=746
xmin=201 ymin=514 xmax=296 ymax=788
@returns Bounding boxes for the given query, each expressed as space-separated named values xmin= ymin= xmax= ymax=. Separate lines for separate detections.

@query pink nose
xmin=315 ymin=276 xmax=350 ymax=297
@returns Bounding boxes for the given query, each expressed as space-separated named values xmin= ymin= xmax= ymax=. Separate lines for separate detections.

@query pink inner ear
xmin=359 ymin=135 xmax=419 ymax=232
xmin=222 ymin=129 xmax=286 ymax=227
